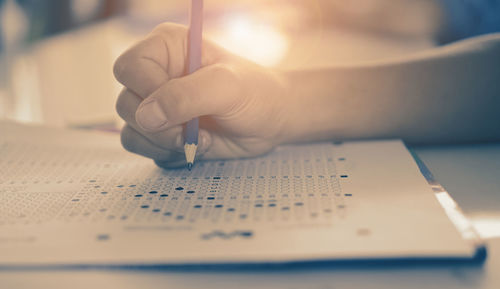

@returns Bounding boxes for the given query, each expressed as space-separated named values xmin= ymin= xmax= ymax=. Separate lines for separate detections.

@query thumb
xmin=135 ymin=64 xmax=241 ymax=132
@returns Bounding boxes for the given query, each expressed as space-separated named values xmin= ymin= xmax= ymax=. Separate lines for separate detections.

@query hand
xmin=113 ymin=23 xmax=289 ymax=168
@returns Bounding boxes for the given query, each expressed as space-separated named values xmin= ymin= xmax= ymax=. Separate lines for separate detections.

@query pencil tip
xmin=187 ymin=163 xmax=193 ymax=171
xmin=184 ymin=143 xmax=198 ymax=169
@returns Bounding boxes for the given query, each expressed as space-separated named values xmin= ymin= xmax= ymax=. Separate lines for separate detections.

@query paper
xmin=0 ymin=122 xmax=477 ymax=266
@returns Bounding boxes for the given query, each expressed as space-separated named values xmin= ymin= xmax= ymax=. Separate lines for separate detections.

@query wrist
xmin=274 ymin=69 xmax=348 ymax=145
xmin=273 ymin=69 xmax=323 ymax=145
xmin=271 ymin=69 xmax=299 ymax=145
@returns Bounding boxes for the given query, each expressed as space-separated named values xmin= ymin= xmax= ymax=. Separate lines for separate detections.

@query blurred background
xmin=0 ymin=0 xmax=446 ymax=129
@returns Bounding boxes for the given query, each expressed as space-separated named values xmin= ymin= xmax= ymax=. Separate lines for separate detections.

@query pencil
xmin=184 ymin=0 xmax=203 ymax=170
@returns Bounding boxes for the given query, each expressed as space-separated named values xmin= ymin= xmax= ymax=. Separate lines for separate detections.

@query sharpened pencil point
xmin=184 ymin=143 xmax=198 ymax=170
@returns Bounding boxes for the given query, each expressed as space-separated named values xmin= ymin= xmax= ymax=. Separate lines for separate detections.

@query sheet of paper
xmin=0 ymin=122 xmax=475 ymax=266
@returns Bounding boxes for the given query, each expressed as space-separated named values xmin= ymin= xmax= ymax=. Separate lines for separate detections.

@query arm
xmin=114 ymin=24 xmax=500 ymax=168
xmin=280 ymin=34 xmax=500 ymax=145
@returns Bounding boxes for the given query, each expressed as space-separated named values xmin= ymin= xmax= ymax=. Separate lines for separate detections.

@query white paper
xmin=0 ymin=122 xmax=475 ymax=266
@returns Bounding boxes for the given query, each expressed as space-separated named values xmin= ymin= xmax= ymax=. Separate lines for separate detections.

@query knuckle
xmin=212 ymin=63 xmax=239 ymax=82
xmin=211 ymin=63 xmax=243 ymax=96
xmin=113 ymin=49 xmax=140 ymax=85
xmin=151 ymin=23 xmax=173 ymax=34
xmin=114 ymin=23 xmax=188 ymax=85
xmin=151 ymin=23 xmax=187 ymax=39
xmin=113 ymin=54 xmax=128 ymax=82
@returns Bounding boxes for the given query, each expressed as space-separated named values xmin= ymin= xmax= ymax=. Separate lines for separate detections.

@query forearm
xmin=280 ymin=34 xmax=500 ymax=145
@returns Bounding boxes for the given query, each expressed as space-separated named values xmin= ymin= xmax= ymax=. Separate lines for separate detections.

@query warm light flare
xmin=211 ymin=14 xmax=288 ymax=67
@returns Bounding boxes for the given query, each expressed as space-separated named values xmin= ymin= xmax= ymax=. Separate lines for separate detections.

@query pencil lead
xmin=187 ymin=162 xmax=193 ymax=171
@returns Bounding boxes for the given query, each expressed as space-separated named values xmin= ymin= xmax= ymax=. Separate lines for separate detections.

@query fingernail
xmin=136 ymin=98 xmax=167 ymax=130
xmin=175 ymin=133 xmax=184 ymax=151
xmin=199 ymin=129 xmax=212 ymax=154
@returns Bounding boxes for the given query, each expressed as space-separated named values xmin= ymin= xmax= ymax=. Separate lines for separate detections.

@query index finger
xmin=113 ymin=23 xmax=223 ymax=99
xmin=113 ymin=34 xmax=170 ymax=98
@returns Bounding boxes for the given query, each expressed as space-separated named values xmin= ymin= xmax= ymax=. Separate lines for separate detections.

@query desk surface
xmin=1 ymin=143 xmax=499 ymax=289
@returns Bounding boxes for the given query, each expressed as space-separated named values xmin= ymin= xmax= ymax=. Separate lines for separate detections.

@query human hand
xmin=114 ymin=23 xmax=289 ymax=168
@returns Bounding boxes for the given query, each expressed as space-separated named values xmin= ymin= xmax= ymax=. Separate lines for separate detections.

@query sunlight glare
xmin=212 ymin=14 xmax=288 ymax=67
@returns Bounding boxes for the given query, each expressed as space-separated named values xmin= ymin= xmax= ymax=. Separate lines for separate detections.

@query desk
xmin=1 ymin=143 xmax=499 ymax=289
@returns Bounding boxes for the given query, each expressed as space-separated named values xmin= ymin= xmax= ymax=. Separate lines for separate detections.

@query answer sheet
xmin=0 ymin=122 xmax=479 ymax=266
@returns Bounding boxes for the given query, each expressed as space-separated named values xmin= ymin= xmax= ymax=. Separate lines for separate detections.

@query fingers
xmin=135 ymin=63 xmax=242 ymax=132
xmin=122 ymin=115 xmax=186 ymax=153
xmin=116 ymin=88 xmax=184 ymax=152
xmin=114 ymin=35 xmax=170 ymax=98
xmin=116 ymin=88 xmax=142 ymax=126
xmin=117 ymin=87 xmax=215 ymax=162
xmin=114 ymin=23 xmax=237 ymax=167
xmin=154 ymin=159 xmax=187 ymax=169
xmin=120 ymin=124 xmax=213 ymax=167
xmin=117 ymin=88 xmax=187 ymax=151
xmin=120 ymin=125 xmax=184 ymax=162
xmin=113 ymin=23 xmax=223 ymax=99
